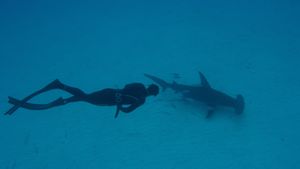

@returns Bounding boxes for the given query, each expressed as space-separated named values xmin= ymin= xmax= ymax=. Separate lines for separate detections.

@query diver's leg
xmin=57 ymin=82 xmax=86 ymax=97
xmin=83 ymin=89 xmax=117 ymax=106
xmin=26 ymin=79 xmax=87 ymax=97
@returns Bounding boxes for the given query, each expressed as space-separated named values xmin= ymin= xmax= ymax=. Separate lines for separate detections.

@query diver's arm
xmin=114 ymin=103 xmax=136 ymax=118
xmin=119 ymin=97 xmax=145 ymax=113
xmin=119 ymin=102 xmax=140 ymax=113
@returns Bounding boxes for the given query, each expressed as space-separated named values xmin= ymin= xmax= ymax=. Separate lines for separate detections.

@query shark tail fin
xmin=153 ymin=80 xmax=169 ymax=91
xmin=235 ymin=95 xmax=245 ymax=114
xmin=160 ymin=83 xmax=169 ymax=91
xmin=144 ymin=73 xmax=170 ymax=91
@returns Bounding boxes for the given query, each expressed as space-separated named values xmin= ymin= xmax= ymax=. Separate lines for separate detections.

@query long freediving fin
xmin=8 ymin=97 xmax=64 ymax=110
xmin=4 ymin=80 xmax=60 ymax=115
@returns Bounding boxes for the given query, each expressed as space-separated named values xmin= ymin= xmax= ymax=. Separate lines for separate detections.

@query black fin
xmin=4 ymin=79 xmax=60 ymax=115
xmin=206 ymin=108 xmax=215 ymax=118
xmin=199 ymin=72 xmax=211 ymax=88
xmin=8 ymin=97 xmax=64 ymax=110
xmin=235 ymin=95 xmax=245 ymax=114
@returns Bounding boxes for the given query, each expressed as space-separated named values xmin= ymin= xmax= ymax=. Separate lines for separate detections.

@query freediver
xmin=5 ymin=79 xmax=159 ymax=118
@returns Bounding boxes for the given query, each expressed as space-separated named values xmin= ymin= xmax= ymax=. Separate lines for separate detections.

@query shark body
xmin=144 ymin=72 xmax=244 ymax=117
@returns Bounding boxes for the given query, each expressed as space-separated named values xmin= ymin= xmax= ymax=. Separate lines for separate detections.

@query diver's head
xmin=147 ymin=84 xmax=159 ymax=96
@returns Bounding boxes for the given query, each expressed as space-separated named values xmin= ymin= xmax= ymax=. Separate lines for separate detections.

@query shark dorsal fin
xmin=172 ymin=81 xmax=179 ymax=93
xmin=199 ymin=72 xmax=211 ymax=88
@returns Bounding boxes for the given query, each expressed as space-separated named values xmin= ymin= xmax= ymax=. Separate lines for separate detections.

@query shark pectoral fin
xmin=235 ymin=95 xmax=245 ymax=114
xmin=205 ymin=103 xmax=216 ymax=118
xmin=198 ymin=72 xmax=211 ymax=88
xmin=206 ymin=108 xmax=215 ymax=118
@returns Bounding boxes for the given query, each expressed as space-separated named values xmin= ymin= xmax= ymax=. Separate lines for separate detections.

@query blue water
xmin=1 ymin=0 xmax=300 ymax=168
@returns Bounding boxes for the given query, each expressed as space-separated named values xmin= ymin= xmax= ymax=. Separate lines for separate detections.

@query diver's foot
xmin=43 ymin=79 xmax=64 ymax=91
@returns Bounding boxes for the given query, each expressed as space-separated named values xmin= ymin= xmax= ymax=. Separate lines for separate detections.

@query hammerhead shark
xmin=144 ymin=72 xmax=245 ymax=117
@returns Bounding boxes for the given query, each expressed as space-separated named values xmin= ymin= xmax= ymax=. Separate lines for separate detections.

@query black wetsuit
xmin=84 ymin=83 xmax=148 ymax=113
xmin=5 ymin=81 xmax=149 ymax=117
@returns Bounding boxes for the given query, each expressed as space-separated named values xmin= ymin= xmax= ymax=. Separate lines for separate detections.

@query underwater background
xmin=0 ymin=0 xmax=299 ymax=168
